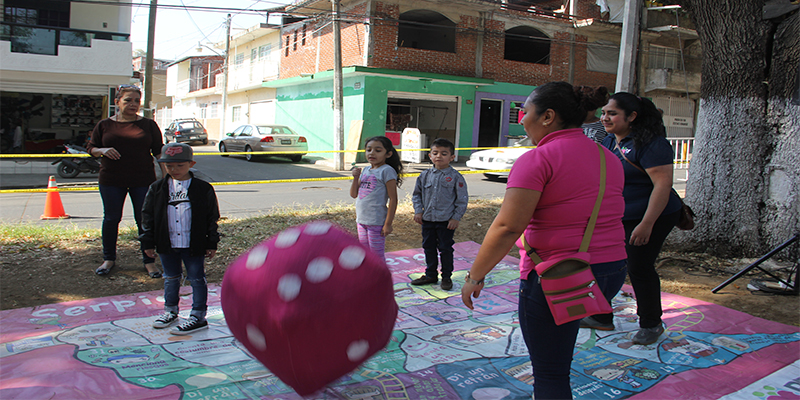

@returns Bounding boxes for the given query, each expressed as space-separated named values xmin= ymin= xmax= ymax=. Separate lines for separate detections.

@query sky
xmin=129 ymin=0 xmax=291 ymax=61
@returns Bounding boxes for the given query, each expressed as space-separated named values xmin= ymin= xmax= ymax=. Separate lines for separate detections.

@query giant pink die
xmin=221 ymin=221 xmax=398 ymax=396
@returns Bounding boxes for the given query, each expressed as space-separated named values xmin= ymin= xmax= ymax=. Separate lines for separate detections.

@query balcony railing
xmin=668 ymin=137 xmax=693 ymax=169
xmin=0 ymin=21 xmax=129 ymax=56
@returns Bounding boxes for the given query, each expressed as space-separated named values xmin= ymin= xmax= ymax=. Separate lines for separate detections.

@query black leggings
xmin=623 ymin=210 xmax=680 ymax=329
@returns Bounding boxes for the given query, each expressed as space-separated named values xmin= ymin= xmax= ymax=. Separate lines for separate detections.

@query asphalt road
xmin=0 ymin=143 xmax=687 ymax=227
xmin=0 ymin=151 xmax=510 ymax=228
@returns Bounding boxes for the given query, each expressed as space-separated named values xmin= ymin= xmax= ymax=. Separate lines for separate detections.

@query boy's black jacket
xmin=139 ymin=172 xmax=220 ymax=256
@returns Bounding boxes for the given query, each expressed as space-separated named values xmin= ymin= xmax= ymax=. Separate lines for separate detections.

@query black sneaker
xmin=441 ymin=278 xmax=453 ymax=291
xmin=170 ymin=316 xmax=208 ymax=335
xmin=411 ymin=275 xmax=438 ymax=285
xmin=631 ymin=324 xmax=665 ymax=345
xmin=152 ymin=312 xmax=178 ymax=329
xmin=579 ymin=315 xmax=615 ymax=331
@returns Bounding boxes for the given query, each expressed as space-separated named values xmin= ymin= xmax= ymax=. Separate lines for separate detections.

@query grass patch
xmin=0 ymin=198 xmax=504 ymax=264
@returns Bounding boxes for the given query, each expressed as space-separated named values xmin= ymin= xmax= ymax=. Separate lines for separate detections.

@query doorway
xmin=478 ymin=99 xmax=502 ymax=148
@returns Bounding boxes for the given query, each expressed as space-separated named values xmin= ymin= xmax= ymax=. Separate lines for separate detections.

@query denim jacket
xmin=412 ymin=166 xmax=468 ymax=222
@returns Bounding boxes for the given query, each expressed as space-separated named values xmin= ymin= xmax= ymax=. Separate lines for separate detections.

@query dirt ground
xmin=1 ymin=201 xmax=797 ymax=328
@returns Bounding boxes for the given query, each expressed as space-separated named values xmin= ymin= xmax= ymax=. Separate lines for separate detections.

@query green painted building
xmin=263 ymin=66 xmax=538 ymax=162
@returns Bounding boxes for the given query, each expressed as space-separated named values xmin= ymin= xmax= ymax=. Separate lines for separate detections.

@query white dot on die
xmin=275 ymin=229 xmax=301 ymax=248
xmin=246 ymin=324 xmax=267 ymax=351
xmin=339 ymin=246 xmax=366 ymax=270
xmin=304 ymin=221 xmax=332 ymax=236
xmin=347 ymin=340 xmax=369 ymax=362
xmin=245 ymin=246 xmax=268 ymax=270
xmin=306 ymin=257 xmax=333 ymax=283
xmin=277 ymin=274 xmax=302 ymax=301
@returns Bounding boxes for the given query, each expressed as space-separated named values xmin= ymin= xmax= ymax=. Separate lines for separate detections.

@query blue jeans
xmin=519 ymin=259 xmax=627 ymax=399
xmin=160 ymin=248 xmax=208 ymax=320
xmin=421 ymin=220 xmax=455 ymax=279
xmin=98 ymin=184 xmax=154 ymax=264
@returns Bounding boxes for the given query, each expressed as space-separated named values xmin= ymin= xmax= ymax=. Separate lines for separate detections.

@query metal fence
xmin=669 ymin=138 xmax=694 ymax=169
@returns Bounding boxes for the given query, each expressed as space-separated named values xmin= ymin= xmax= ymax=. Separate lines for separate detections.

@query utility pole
xmin=220 ymin=14 xmax=231 ymax=141
xmin=143 ymin=0 xmax=157 ymax=119
xmin=615 ymin=0 xmax=641 ymax=93
xmin=332 ymin=0 xmax=344 ymax=171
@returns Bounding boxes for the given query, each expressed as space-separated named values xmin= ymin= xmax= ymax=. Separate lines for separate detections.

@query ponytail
xmin=608 ymin=92 xmax=665 ymax=149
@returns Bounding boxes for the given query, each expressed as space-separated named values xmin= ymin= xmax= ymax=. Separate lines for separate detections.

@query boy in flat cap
xmin=140 ymin=143 xmax=220 ymax=335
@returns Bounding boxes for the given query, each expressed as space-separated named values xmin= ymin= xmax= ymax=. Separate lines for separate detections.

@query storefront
xmin=1 ymin=89 xmax=109 ymax=153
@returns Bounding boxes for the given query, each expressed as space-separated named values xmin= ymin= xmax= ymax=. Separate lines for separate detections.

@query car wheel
xmin=202 ymin=139 xmax=209 ymax=145
xmin=219 ymin=142 xmax=228 ymax=157
xmin=289 ymin=154 xmax=303 ymax=163
xmin=484 ymin=173 xmax=503 ymax=181
xmin=245 ymin=146 xmax=254 ymax=162
xmin=164 ymin=136 xmax=170 ymax=144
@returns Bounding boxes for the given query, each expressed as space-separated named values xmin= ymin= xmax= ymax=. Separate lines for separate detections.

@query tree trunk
xmin=676 ymin=0 xmax=800 ymax=259
xmin=763 ymin=10 xmax=800 ymax=259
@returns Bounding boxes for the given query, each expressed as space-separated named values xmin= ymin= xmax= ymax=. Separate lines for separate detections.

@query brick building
xmin=261 ymin=0 xmax=699 ymax=160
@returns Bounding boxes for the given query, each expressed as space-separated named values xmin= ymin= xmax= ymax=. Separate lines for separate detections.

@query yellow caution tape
xmin=0 ymin=168 xmax=512 ymax=194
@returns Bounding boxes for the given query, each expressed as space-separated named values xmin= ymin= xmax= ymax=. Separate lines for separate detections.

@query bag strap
xmin=614 ymin=140 xmax=646 ymax=174
xmin=522 ymin=144 xmax=607 ymax=261
xmin=615 ymin=139 xmax=684 ymax=203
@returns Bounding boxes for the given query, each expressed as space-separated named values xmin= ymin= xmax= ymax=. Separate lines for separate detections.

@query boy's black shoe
xmin=171 ymin=315 xmax=208 ymax=335
xmin=411 ymin=275 xmax=438 ymax=285
xmin=152 ymin=312 xmax=178 ymax=329
xmin=441 ymin=278 xmax=453 ymax=290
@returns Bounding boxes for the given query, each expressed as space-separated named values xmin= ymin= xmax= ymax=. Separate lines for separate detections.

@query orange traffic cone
xmin=41 ymin=176 xmax=70 ymax=220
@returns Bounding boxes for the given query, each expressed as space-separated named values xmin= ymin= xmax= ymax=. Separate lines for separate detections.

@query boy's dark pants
xmin=422 ymin=220 xmax=455 ymax=279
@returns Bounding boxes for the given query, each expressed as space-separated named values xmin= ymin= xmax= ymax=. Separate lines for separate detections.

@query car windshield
xmin=179 ymin=122 xmax=198 ymax=129
xmin=256 ymin=126 xmax=296 ymax=135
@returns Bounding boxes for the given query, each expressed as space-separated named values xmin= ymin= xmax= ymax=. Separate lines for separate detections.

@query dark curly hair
xmin=575 ymin=85 xmax=609 ymax=112
xmin=364 ymin=136 xmax=404 ymax=187
xmin=607 ymin=92 xmax=666 ymax=149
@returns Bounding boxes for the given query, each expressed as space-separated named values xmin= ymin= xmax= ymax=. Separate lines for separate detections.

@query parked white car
xmin=466 ymin=136 xmax=535 ymax=180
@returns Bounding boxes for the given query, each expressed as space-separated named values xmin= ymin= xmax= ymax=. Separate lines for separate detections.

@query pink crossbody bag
xmin=521 ymin=144 xmax=612 ymax=325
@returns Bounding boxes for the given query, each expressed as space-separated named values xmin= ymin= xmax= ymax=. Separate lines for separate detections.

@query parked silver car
xmin=219 ymin=124 xmax=308 ymax=162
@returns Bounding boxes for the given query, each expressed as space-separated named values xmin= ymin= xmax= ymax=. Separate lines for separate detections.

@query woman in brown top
xmin=87 ymin=85 xmax=166 ymax=277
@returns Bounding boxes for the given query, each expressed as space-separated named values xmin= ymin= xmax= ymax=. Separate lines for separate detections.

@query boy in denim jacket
xmin=411 ymin=138 xmax=468 ymax=290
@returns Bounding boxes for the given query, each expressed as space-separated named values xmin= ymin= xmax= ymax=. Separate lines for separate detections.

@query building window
xmin=648 ymin=45 xmax=679 ymax=69
xmin=397 ymin=10 xmax=456 ymax=53
xmin=251 ymin=48 xmax=257 ymax=64
xmin=293 ymin=30 xmax=298 ymax=51
xmin=234 ymin=53 xmax=244 ymax=68
xmin=232 ymin=106 xmax=241 ymax=122
xmin=587 ymin=40 xmax=619 ymax=73
xmin=199 ymin=103 xmax=208 ymax=119
xmin=285 ymin=36 xmax=290 ymax=56
xmin=302 ymin=25 xmax=306 ymax=45
xmin=509 ymin=105 xmax=524 ymax=125
xmin=504 ymin=26 xmax=550 ymax=64
xmin=3 ymin=0 xmax=69 ymax=28
xmin=259 ymin=44 xmax=271 ymax=61
xmin=210 ymin=102 xmax=218 ymax=118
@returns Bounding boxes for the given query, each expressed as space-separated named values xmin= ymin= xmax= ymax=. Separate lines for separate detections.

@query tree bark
xmin=763 ymin=10 xmax=800 ymax=259
xmin=675 ymin=0 xmax=800 ymax=259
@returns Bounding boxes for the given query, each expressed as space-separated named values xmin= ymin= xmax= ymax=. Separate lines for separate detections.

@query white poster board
xmin=401 ymin=128 xmax=425 ymax=163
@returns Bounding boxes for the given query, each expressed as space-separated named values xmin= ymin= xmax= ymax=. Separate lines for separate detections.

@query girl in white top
xmin=350 ymin=136 xmax=404 ymax=260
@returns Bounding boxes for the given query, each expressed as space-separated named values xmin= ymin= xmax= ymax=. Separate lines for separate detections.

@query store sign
xmin=665 ymin=116 xmax=694 ymax=128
